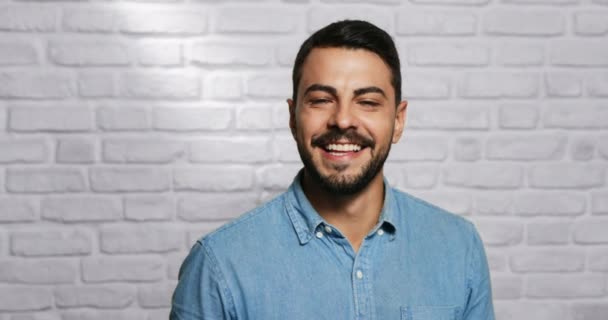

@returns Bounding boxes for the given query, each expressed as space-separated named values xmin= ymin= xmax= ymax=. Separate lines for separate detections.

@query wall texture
xmin=0 ymin=0 xmax=607 ymax=319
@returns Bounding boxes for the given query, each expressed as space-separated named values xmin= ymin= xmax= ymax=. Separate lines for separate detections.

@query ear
xmin=392 ymin=100 xmax=408 ymax=144
xmin=287 ymin=98 xmax=297 ymax=139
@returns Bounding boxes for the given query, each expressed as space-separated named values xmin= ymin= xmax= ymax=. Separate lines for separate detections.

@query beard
xmin=296 ymin=128 xmax=392 ymax=196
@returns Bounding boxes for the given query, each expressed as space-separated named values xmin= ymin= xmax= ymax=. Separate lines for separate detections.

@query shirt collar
xmin=285 ymin=169 xmax=397 ymax=245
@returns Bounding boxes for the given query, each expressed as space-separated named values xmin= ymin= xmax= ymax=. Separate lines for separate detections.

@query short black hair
xmin=292 ymin=20 xmax=401 ymax=105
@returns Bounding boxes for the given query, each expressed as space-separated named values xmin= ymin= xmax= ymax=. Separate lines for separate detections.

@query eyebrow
xmin=303 ymin=83 xmax=387 ymax=99
xmin=353 ymin=86 xmax=387 ymax=98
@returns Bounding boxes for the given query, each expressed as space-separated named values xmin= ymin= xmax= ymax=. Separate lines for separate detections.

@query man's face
xmin=288 ymin=47 xmax=407 ymax=195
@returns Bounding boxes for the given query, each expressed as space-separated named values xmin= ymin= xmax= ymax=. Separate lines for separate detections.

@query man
xmin=171 ymin=20 xmax=495 ymax=320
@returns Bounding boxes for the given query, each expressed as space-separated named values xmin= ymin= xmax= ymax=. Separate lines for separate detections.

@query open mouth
xmin=321 ymin=143 xmax=366 ymax=157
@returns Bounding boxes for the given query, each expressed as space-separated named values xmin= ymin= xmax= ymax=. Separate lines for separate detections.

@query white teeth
xmin=325 ymin=144 xmax=361 ymax=152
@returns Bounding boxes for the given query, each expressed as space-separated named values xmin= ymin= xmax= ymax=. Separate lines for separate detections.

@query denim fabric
xmin=171 ymin=171 xmax=495 ymax=320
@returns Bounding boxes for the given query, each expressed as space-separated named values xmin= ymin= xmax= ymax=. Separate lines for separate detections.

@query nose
xmin=327 ymin=103 xmax=358 ymax=131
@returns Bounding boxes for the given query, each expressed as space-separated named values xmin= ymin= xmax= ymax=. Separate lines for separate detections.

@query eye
xmin=359 ymin=100 xmax=380 ymax=107
xmin=309 ymin=98 xmax=331 ymax=105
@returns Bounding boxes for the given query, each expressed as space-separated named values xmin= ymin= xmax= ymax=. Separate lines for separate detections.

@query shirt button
xmin=356 ymin=270 xmax=363 ymax=279
xmin=324 ymin=226 xmax=332 ymax=233
xmin=315 ymin=231 xmax=324 ymax=238
xmin=377 ymin=229 xmax=385 ymax=236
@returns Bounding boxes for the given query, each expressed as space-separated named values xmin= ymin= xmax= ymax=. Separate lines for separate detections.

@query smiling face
xmin=288 ymin=47 xmax=407 ymax=195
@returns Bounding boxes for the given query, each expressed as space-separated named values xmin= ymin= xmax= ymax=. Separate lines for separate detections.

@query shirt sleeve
xmin=462 ymin=223 xmax=496 ymax=320
xmin=170 ymin=241 xmax=236 ymax=320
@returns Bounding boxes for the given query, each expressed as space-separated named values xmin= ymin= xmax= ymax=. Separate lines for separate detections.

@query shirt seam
xmin=199 ymin=239 xmax=238 ymax=319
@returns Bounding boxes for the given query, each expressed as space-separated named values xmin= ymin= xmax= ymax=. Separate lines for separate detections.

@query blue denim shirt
xmin=171 ymin=172 xmax=495 ymax=320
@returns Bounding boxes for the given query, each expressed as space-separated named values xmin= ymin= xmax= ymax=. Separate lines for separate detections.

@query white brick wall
xmin=0 ymin=0 xmax=606 ymax=319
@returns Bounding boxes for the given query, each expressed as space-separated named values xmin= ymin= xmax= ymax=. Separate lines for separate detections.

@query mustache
xmin=311 ymin=130 xmax=375 ymax=149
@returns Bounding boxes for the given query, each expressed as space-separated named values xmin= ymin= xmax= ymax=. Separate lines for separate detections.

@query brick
xmin=486 ymin=135 xmax=565 ymax=160
xmin=56 ymin=139 xmax=95 ymax=164
xmin=276 ymin=40 xmax=303 ymax=66
xmin=443 ymin=164 xmax=523 ymax=189
xmin=0 ymin=72 xmax=74 ymax=99
xmin=483 ymin=10 xmax=564 ymax=36
xmin=119 ymin=73 xmax=200 ymax=100
xmin=103 ymin=139 xmax=184 ymax=164
xmin=574 ymin=12 xmax=608 ymax=35
xmin=406 ymin=104 xmax=489 ymax=129
xmin=63 ymin=9 xmax=117 ymax=33
xmin=137 ymin=42 xmax=182 ymax=67
xmin=412 ymin=192 xmax=471 ymax=216
xmin=204 ymin=74 xmax=243 ymax=100
xmin=55 ymin=284 xmax=134 ymax=308
xmin=216 ymin=7 xmax=298 ymax=33
xmin=61 ymin=310 xmax=146 ymax=320
xmin=454 ymin=137 xmax=481 ymax=161
xmin=11 ymin=229 xmax=92 ymax=256
xmin=147 ymin=309 xmax=170 ymax=320
xmin=101 ymin=225 xmax=182 ymax=254
xmin=275 ymin=136 xmax=300 ymax=163
xmin=0 ymin=287 xmax=52 ymax=311
xmin=49 ymin=41 xmax=130 ymax=66
xmin=402 ymin=73 xmax=451 ymax=99
xmin=189 ymin=137 xmax=272 ymax=163
xmin=124 ymin=196 xmax=174 ymax=221
xmin=544 ymin=103 xmax=608 ymax=129
xmin=491 ymin=275 xmax=522 ymax=300
xmin=510 ymin=249 xmax=584 ymax=272
xmin=545 ymin=72 xmax=582 ymax=97
xmin=0 ymin=138 xmax=47 ymax=163
xmin=527 ymin=221 xmax=570 ymax=245
xmin=502 ymin=0 xmax=578 ymax=4
xmin=236 ymin=105 xmax=273 ymax=130
xmin=256 ymin=164 xmax=301 ymax=189
xmin=273 ymin=104 xmax=290 ymax=130
xmin=0 ymin=106 xmax=5 ymax=131
xmin=7 ymin=168 xmax=85 ymax=193
xmin=0 ymin=42 xmax=37 ymax=65
xmin=152 ymin=107 xmax=231 ymax=131
xmin=459 ymin=72 xmax=538 ymax=98
xmin=589 ymin=248 xmax=608 ymax=271
xmin=90 ymin=167 xmax=171 ymax=192
xmin=587 ymin=73 xmax=608 ymax=97
xmin=571 ymin=304 xmax=608 ymax=320
xmin=120 ymin=10 xmax=207 ymax=35
xmin=570 ymin=136 xmax=595 ymax=161
xmin=78 ymin=72 xmax=116 ymax=98
xmin=495 ymin=302 xmax=567 ymax=320
xmin=529 ymin=164 xmax=604 ymax=188
xmin=138 ymin=282 xmax=176 ymax=307
xmin=97 ymin=106 xmax=149 ymax=131
xmin=388 ymin=136 xmax=448 ymax=161
xmin=599 ymin=135 xmax=608 ymax=160
xmin=308 ymin=6 xmax=391 ymax=32
xmin=0 ymin=198 xmax=37 ymax=222
xmin=474 ymin=220 xmax=523 ymax=246
xmin=167 ymin=251 xmax=187 ymax=280
xmin=498 ymin=103 xmax=538 ymax=129
xmin=474 ymin=193 xmax=513 ymax=215
xmin=82 ymin=256 xmax=164 ymax=282
xmin=9 ymin=106 xmax=92 ymax=132
xmin=192 ymin=42 xmax=272 ymax=66
xmin=403 ymin=164 xmax=439 ymax=189
xmin=0 ymin=6 xmax=57 ymax=32
xmin=408 ymin=43 xmax=489 ymax=66
xmin=173 ymin=166 xmax=254 ymax=191
xmin=10 ymin=313 xmax=61 ymax=320
xmin=551 ymin=40 xmax=608 ymax=67
xmin=42 ymin=197 xmax=121 ymax=222
xmin=486 ymin=249 xmax=506 ymax=271
xmin=496 ymin=43 xmax=544 ymax=66
xmin=526 ymin=275 xmax=604 ymax=298
xmin=411 ymin=0 xmax=489 ymax=4
xmin=396 ymin=10 xmax=476 ymax=36
xmin=573 ymin=219 xmax=608 ymax=243
xmin=514 ymin=192 xmax=586 ymax=216
xmin=0 ymin=259 xmax=77 ymax=284
xmin=246 ymin=73 xmax=291 ymax=99
xmin=592 ymin=191 xmax=608 ymax=214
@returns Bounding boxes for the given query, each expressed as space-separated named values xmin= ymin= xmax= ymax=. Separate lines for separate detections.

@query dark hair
xmin=292 ymin=20 xmax=402 ymax=105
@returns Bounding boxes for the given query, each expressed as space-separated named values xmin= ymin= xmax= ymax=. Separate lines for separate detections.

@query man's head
xmin=288 ymin=20 xmax=407 ymax=196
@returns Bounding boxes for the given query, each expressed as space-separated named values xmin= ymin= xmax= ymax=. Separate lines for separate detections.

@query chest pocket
xmin=401 ymin=305 xmax=459 ymax=320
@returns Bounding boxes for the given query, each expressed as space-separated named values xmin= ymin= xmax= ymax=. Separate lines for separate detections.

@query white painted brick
xmin=137 ymin=42 xmax=182 ymax=67
xmin=0 ymin=72 xmax=74 ymax=99
xmin=0 ymin=106 xmax=5 ymax=131
xmin=247 ymin=73 xmax=291 ymax=99
xmin=167 ymin=251 xmax=188 ymax=280
xmin=0 ymin=198 xmax=37 ymax=222
xmin=527 ymin=221 xmax=570 ymax=245
xmin=573 ymin=219 xmax=608 ymax=243
xmin=6 ymin=168 xmax=86 ymax=193
xmin=396 ymin=10 xmax=476 ymax=36
xmin=152 ymin=107 xmax=231 ymax=131
xmin=11 ymin=229 xmax=92 ymax=256
xmin=78 ymin=72 xmax=116 ymax=98
xmin=499 ymin=103 xmax=538 ymax=129
xmin=544 ymin=103 xmax=608 ymax=129
xmin=82 ymin=256 xmax=164 ymax=282
xmin=486 ymin=134 xmax=566 ymax=160
xmin=474 ymin=220 xmax=523 ymax=246
xmin=120 ymin=10 xmax=207 ymax=35
xmin=236 ymin=105 xmax=274 ymax=130
xmin=138 ymin=282 xmax=176 ymax=307
xmin=529 ymin=164 xmax=604 ymax=189
xmin=454 ymin=137 xmax=481 ymax=161
xmin=173 ymin=166 xmax=254 ymax=191
xmin=275 ymin=135 xmax=300 ymax=163
xmin=10 ymin=313 xmax=60 ymax=320
xmin=61 ymin=310 xmax=146 ymax=320
xmin=103 ymin=139 xmax=184 ymax=164
xmin=495 ymin=302 xmax=568 ymax=320
xmin=591 ymin=191 xmax=608 ymax=214
xmin=526 ymin=274 xmax=604 ymax=298
xmin=307 ymin=6 xmax=391 ymax=32
xmin=411 ymin=192 xmax=472 ymax=217
xmin=474 ymin=193 xmax=513 ymax=215
xmin=514 ymin=192 xmax=586 ymax=216
xmin=503 ymin=0 xmax=579 ymax=4
xmin=256 ymin=164 xmax=301 ymax=189
xmin=97 ymin=106 xmax=149 ymax=131
xmin=276 ymin=39 xmax=303 ymax=66
xmin=0 ymin=287 xmax=52 ymax=311
xmin=0 ymin=42 xmax=37 ymax=65
xmin=486 ymin=249 xmax=506 ymax=272
xmin=90 ymin=167 xmax=171 ymax=192
xmin=483 ymin=10 xmax=564 ymax=36
xmin=411 ymin=0 xmax=489 ymax=4
xmin=119 ymin=73 xmax=200 ymax=100
xmin=574 ymin=12 xmax=608 ymax=35
xmin=403 ymin=164 xmax=439 ymax=189
xmin=551 ymin=40 xmax=608 ymax=67
xmin=189 ymin=137 xmax=272 ymax=163
xmin=56 ymin=139 xmax=95 ymax=164
xmin=63 ymin=9 xmax=117 ymax=33
xmin=598 ymin=135 xmax=608 ymax=160
xmin=101 ymin=225 xmax=183 ymax=254
xmin=443 ymin=164 xmax=523 ymax=189
xmin=459 ymin=72 xmax=538 ymax=98
xmin=273 ymin=104 xmax=290 ymax=131
xmin=204 ymin=74 xmax=243 ymax=100
xmin=49 ymin=41 xmax=130 ymax=66
xmin=586 ymin=72 xmax=608 ymax=97
xmin=545 ymin=72 xmax=582 ymax=97
xmin=54 ymin=284 xmax=135 ymax=308
xmin=406 ymin=104 xmax=489 ymax=129
xmin=388 ymin=136 xmax=448 ymax=161
xmin=402 ymin=73 xmax=451 ymax=99
xmin=510 ymin=249 xmax=584 ymax=272
xmin=589 ymin=248 xmax=608 ymax=271
xmin=192 ymin=42 xmax=272 ymax=66
xmin=491 ymin=274 xmax=522 ymax=300
xmin=125 ymin=195 xmax=174 ymax=221
xmin=42 ymin=197 xmax=122 ymax=222
xmin=571 ymin=304 xmax=608 ymax=320
xmin=0 ymin=138 xmax=47 ymax=163
xmin=570 ymin=136 xmax=595 ymax=161
xmin=216 ymin=7 xmax=299 ymax=33
xmin=0 ymin=259 xmax=77 ymax=284
xmin=0 ymin=6 xmax=57 ymax=32
xmin=9 ymin=106 xmax=92 ymax=132
xmin=408 ymin=43 xmax=489 ymax=66
xmin=147 ymin=309 xmax=170 ymax=320
xmin=496 ymin=43 xmax=544 ymax=66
